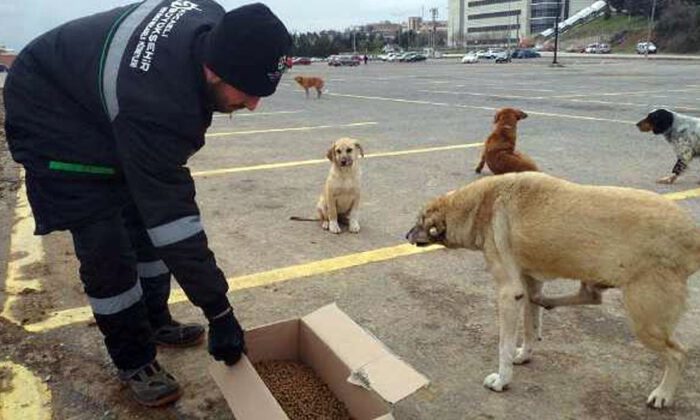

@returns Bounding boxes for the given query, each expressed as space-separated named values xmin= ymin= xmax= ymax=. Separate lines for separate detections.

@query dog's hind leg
xmin=514 ymin=275 xmax=543 ymax=365
xmin=316 ymin=87 xmax=322 ymax=99
xmin=622 ymin=276 xmax=687 ymax=409
xmin=530 ymin=282 xmax=605 ymax=310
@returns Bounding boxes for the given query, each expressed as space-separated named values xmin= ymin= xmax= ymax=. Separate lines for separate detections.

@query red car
xmin=292 ymin=57 xmax=311 ymax=65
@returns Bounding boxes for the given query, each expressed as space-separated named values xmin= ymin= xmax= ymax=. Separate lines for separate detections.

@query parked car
xmin=494 ymin=50 xmax=511 ymax=63
xmin=584 ymin=43 xmax=611 ymax=54
xmin=328 ymin=55 xmax=360 ymax=66
xmin=461 ymin=52 xmax=479 ymax=64
xmin=511 ymin=48 xmax=541 ymax=59
xmin=479 ymin=48 xmax=505 ymax=60
xmin=401 ymin=52 xmax=426 ymax=62
xmin=292 ymin=57 xmax=311 ymax=65
xmin=636 ymin=41 xmax=657 ymax=54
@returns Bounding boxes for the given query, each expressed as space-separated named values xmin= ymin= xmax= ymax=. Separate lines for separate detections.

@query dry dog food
xmin=254 ymin=360 xmax=352 ymax=420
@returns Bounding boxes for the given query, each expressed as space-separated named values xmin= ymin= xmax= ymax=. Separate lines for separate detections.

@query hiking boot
xmin=118 ymin=360 xmax=182 ymax=407
xmin=153 ymin=320 xmax=205 ymax=348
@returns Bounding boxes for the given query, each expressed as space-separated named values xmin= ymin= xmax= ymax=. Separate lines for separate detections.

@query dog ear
xmin=651 ymin=109 xmax=674 ymax=134
xmin=326 ymin=144 xmax=336 ymax=162
xmin=354 ymin=142 xmax=364 ymax=157
xmin=493 ymin=110 xmax=502 ymax=124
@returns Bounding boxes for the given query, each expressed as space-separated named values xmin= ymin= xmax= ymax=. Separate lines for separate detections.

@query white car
xmin=585 ymin=43 xmax=611 ymax=54
xmin=461 ymin=52 xmax=479 ymax=64
xmin=636 ymin=41 xmax=657 ymax=54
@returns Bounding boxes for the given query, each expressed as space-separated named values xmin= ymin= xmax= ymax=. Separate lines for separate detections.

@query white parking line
xmin=419 ymin=90 xmax=543 ymax=100
xmin=213 ymin=110 xmax=302 ymax=118
xmin=550 ymin=88 xmax=692 ymax=99
xmin=419 ymin=90 xmax=700 ymax=114
xmin=205 ymin=121 xmax=378 ymax=138
xmin=328 ymin=93 xmax=636 ymax=124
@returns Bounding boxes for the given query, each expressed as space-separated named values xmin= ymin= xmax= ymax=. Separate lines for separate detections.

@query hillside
xmin=557 ymin=14 xmax=651 ymax=53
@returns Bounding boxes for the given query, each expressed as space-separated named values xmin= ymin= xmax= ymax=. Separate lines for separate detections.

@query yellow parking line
xmin=1 ymin=171 xmax=45 ymax=325
xmin=205 ymin=121 xmax=377 ymax=137
xmin=664 ymin=187 xmax=700 ymax=201
xmin=25 ymin=244 xmax=442 ymax=333
xmin=192 ymin=143 xmax=482 ymax=177
xmin=0 ymin=361 xmax=52 ymax=420
xmin=328 ymin=93 xmax=636 ymax=125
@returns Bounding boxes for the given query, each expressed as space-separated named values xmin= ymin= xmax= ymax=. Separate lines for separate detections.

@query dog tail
xmin=289 ymin=216 xmax=321 ymax=222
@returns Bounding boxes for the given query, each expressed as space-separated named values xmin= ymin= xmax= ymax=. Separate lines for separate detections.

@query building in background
xmin=448 ymin=0 xmax=599 ymax=47
xmin=365 ymin=21 xmax=404 ymax=41
xmin=408 ymin=16 xmax=423 ymax=31
xmin=0 ymin=46 xmax=17 ymax=70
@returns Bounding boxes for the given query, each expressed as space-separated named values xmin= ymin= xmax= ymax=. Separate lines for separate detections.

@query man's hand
xmin=207 ymin=308 xmax=246 ymax=365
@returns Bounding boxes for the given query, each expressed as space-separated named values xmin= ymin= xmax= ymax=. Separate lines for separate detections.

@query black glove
xmin=207 ymin=307 xmax=246 ymax=365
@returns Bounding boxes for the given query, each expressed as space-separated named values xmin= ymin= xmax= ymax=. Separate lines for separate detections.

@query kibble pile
xmin=254 ymin=360 xmax=353 ymax=420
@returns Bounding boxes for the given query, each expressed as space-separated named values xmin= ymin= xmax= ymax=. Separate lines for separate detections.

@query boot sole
xmin=155 ymin=332 xmax=205 ymax=348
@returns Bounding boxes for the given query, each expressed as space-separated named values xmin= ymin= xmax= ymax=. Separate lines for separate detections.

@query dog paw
xmin=348 ymin=220 xmax=360 ymax=233
xmin=321 ymin=221 xmax=329 ymax=230
xmin=512 ymin=348 xmax=531 ymax=365
xmin=329 ymin=221 xmax=341 ymax=234
xmin=647 ymin=387 xmax=674 ymax=409
xmin=483 ymin=373 xmax=508 ymax=392
xmin=656 ymin=175 xmax=677 ymax=184
xmin=530 ymin=297 xmax=554 ymax=310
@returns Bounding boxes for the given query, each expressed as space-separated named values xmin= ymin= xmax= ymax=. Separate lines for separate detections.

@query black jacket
xmin=4 ymin=0 xmax=231 ymax=318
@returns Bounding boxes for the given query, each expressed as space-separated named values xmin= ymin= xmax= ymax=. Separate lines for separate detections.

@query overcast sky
xmin=0 ymin=0 xmax=448 ymax=51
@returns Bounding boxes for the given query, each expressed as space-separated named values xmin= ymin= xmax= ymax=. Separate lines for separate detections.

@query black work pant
xmin=69 ymin=204 xmax=173 ymax=370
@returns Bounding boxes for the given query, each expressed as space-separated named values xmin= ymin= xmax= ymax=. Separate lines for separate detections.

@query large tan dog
xmin=406 ymin=172 xmax=700 ymax=408
xmin=316 ymin=137 xmax=364 ymax=233
xmin=294 ymin=76 xmax=325 ymax=99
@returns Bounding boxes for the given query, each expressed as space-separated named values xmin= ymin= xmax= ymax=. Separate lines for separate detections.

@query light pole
xmin=645 ymin=0 xmax=657 ymax=59
xmin=552 ymin=0 xmax=563 ymax=65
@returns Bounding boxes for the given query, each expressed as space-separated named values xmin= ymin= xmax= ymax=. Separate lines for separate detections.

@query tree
xmin=655 ymin=0 xmax=700 ymax=52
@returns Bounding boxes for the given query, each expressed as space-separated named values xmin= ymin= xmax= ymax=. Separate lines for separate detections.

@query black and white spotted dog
xmin=637 ymin=109 xmax=700 ymax=184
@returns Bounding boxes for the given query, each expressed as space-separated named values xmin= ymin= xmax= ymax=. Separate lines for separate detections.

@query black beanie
xmin=204 ymin=3 xmax=292 ymax=97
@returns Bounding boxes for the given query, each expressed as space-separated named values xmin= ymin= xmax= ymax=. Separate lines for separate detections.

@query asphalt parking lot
xmin=4 ymin=57 xmax=700 ymax=419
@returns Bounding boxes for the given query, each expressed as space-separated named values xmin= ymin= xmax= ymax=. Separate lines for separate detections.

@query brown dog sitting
xmin=475 ymin=108 xmax=538 ymax=175
xmin=294 ymin=76 xmax=325 ymax=99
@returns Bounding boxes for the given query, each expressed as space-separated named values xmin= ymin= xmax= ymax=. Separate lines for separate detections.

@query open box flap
xmin=302 ymin=303 xmax=429 ymax=404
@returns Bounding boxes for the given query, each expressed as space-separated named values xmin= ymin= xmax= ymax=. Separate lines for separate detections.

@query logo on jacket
xmin=170 ymin=1 xmax=201 ymax=11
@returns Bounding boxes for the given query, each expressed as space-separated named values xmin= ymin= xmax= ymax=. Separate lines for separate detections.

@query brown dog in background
xmin=475 ymin=108 xmax=538 ymax=175
xmin=294 ymin=76 xmax=325 ymax=99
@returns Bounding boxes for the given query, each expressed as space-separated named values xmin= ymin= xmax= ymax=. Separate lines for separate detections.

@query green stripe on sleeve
xmin=49 ymin=161 xmax=116 ymax=175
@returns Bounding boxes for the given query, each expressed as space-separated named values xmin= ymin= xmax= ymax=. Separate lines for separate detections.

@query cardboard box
xmin=209 ymin=303 xmax=429 ymax=420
